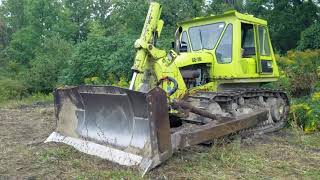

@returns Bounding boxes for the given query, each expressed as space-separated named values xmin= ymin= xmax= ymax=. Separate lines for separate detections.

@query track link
xmin=185 ymin=88 xmax=290 ymax=136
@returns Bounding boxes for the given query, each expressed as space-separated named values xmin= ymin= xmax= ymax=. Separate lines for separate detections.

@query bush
xmin=111 ymin=76 xmax=129 ymax=88
xmin=290 ymin=93 xmax=320 ymax=132
xmin=0 ymin=77 xmax=27 ymax=102
xmin=63 ymin=33 xmax=135 ymax=86
xmin=263 ymin=71 xmax=290 ymax=93
xmin=274 ymin=50 xmax=320 ymax=132
xmin=84 ymin=75 xmax=129 ymax=88
xmin=84 ymin=77 xmax=105 ymax=85
xmin=277 ymin=50 xmax=320 ymax=97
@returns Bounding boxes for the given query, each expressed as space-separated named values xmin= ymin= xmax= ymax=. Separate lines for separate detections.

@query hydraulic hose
xmin=156 ymin=76 xmax=178 ymax=96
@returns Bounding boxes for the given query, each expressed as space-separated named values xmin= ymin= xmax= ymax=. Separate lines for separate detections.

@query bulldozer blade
xmin=45 ymin=86 xmax=172 ymax=175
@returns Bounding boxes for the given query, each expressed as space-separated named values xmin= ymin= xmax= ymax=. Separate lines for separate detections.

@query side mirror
xmin=180 ymin=41 xmax=188 ymax=53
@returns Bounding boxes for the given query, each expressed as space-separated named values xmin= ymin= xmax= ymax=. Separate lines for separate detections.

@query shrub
xmin=277 ymin=50 xmax=320 ymax=97
xmin=0 ymin=77 xmax=27 ymax=102
xmin=290 ymin=92 xmax=320 ymax=132
xmin=84 ymin=77 xmax=104 ymax=85
xmin=112 ymin=76 xmax=129 ymax=88
xmin=83 ymin=75 xmax=129 ymax=88
xmin=275 ymin=50 xmax=320 ymax=132
xmin=263 ymin=72 xmax=290 ymax=93
xmin=312 ymin=92 xmax=320 ymax=101
xmin=63 ymin=33 xmax=135 ymax=86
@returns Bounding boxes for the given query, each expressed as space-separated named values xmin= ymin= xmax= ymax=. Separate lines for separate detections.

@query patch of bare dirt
xmin=0 ymin=105 xmax=54 ymax=178
xmin=0 ymin=105 xmax=135 ymax=179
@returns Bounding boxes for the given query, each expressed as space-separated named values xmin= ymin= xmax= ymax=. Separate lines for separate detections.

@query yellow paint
xmin=131 ymin=2 xmax=280 ymax=102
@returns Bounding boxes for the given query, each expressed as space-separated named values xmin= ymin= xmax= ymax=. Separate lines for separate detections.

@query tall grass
xmin=0 ymin=92 xmax=53 ymax=108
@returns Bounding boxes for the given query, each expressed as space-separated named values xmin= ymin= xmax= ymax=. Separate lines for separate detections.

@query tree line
xmin=0 ymin=0 xmax=319 ymax=96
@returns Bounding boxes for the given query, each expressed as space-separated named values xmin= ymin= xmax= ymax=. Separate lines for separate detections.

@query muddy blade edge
xmin=45 ymin=86 xmax=172 ymax=175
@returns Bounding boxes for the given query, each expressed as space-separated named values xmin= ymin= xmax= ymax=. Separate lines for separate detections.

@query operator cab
xmin=173 ymin=10 xmax=278 ymax=90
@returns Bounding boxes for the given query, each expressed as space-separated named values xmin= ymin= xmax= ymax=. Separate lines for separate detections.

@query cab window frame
xmin=188 ymin=22 xmax=226 ymax=51
xmin=215 ymin=23 xmax=233 ymax=64
xmin=257 ymin=26 xmax=271 ymax=56
xmin=241 ymin=23 xmax=256 ymax=57
xmin=180 ymin=31 xmax=190 ymax=52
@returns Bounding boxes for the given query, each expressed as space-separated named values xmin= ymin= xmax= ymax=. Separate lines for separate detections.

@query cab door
xmin=256 ymin=26 xmax=273 ymax=74
xmin=240 ymin=23 xmax=257 ymax=75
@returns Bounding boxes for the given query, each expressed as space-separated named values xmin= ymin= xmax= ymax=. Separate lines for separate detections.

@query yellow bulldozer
xmin=46 ymin=2 xmax=289 ymax=174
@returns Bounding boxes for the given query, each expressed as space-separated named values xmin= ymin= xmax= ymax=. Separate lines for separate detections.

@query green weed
xmin=75 ymin=170 xmax=139 ymax=180
xmin=0 ymin=93 xmax=53 ymax=108
xmin=38 ymin=146 xmax=75 ymax=164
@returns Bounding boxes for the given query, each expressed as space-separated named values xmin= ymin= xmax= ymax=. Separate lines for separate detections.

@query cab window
xmin=241 ymin=23 xmax=255 ymax=57
xmin=258 ymin=26 xmax=271 ymax=56
xmin=216 ymin=24 xmax=233 ymax=64
xmin=180 ymin=31 xmax=190 ymax=52
xmin=189 ymin=22 xmax=225 ymax=51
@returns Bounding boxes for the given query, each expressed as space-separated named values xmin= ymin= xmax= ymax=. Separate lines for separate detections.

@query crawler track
xmin=182 ymin=88 xmax=290 ymax=136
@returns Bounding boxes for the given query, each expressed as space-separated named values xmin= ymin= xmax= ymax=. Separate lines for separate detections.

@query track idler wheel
xmin=267 ymin=98 xmax=286 ymax=122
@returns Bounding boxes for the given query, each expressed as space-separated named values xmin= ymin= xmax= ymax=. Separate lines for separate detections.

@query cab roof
xmin=178 ymin=10 xmax=267 ymax=26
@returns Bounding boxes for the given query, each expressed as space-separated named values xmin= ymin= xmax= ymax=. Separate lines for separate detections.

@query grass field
xmin=0 ymin=101 xmax=319 ymax=179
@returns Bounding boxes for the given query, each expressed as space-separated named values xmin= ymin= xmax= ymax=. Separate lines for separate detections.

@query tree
xmin=65 ymin=0 xmax=93 ymax=43
xmin=3 ymin=0 xmax=76 ymax=65
xmin=297 ymin=22 xmax=320 ymax=50
xmin=0 ymin=0 xmax=28 ymax=50
xmin=159 ymin=0 xmax=205 ymax=26
xmin=106 ymin=0 xmax=148 ymax=35
xmin=206 ymin=0 xmax=246 ymax=15
xmin=4 ymin=26 xmax=40 ymax=64
xmin=1 ymin=0 xmax=27 ymax=32
xmin=247 ymin=0 xmax=319 ymax=53
xmin=91 ymin=0 xmax=113 ymax=25
xmin=63 ymin=31 xmax=135 ymax=85
xmin=0 ymin=18 xmax=9 ymax=49
xmin=26 ymin=35 xmax=73 ymax=92
xmin=154 ymin=0 xmax=206 ymax=49
xmin=26 ymin=0 xmax=76 ymax=40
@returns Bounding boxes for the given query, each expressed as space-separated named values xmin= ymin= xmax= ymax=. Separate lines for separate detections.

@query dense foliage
xmin=276 ymin=50 xmax=320 ymax=97
xmin=271 ymin=50 xmax=320 ymax=131
xmin=290 ymin=94 xmax=320 ymax=132
xmin=298 ymin=22 xmax=320 ymax=50
xmin=0 ymin=0 xmax=319 ymax=130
